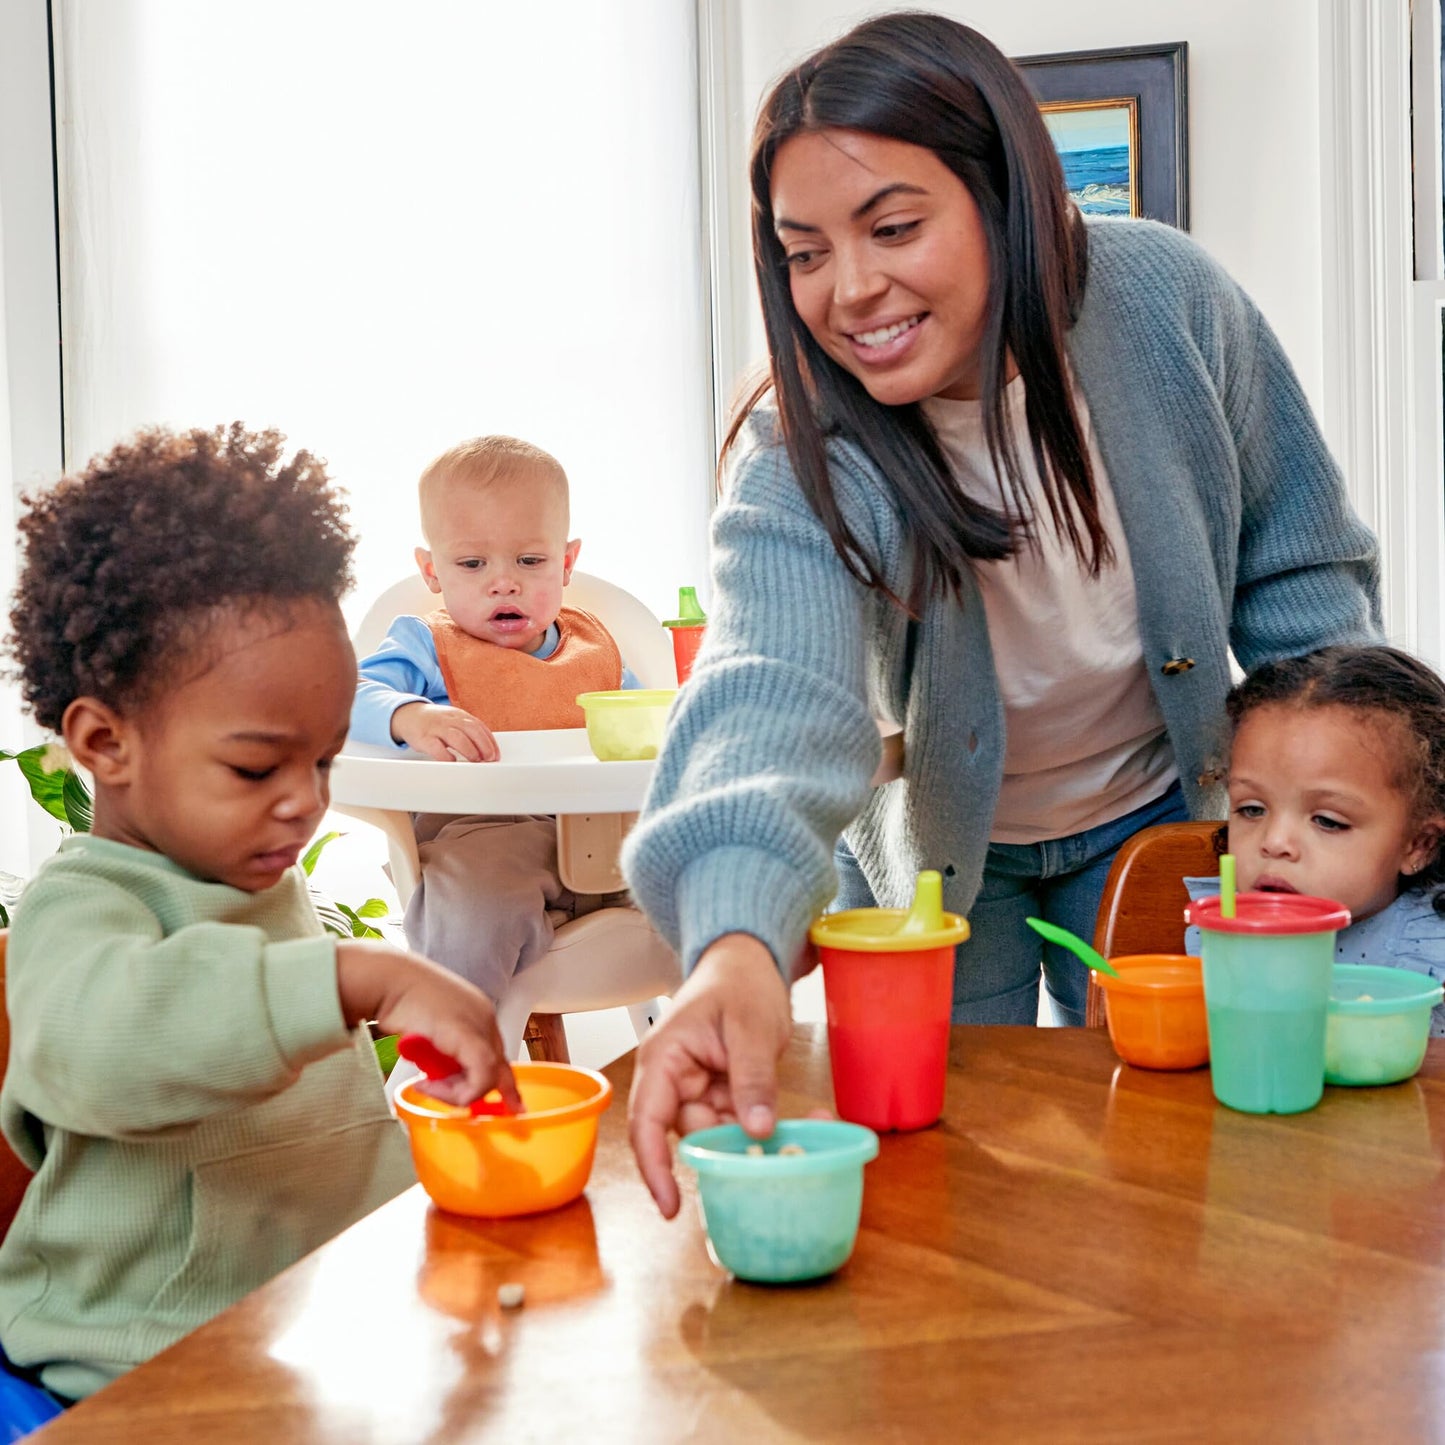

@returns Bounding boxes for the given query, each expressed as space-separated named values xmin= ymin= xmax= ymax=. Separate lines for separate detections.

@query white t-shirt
xmin=923 ymin=377 xmax=1177 ymax=844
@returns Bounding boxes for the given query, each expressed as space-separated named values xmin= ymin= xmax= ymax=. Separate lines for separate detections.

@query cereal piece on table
xmin=777 ymin=1143 xmax=806 ymax=1156
xmin=745 ymin=1144 xmax=765 ymax=1157
xmin=497 ymin=1282 xmax=525 ymax=1310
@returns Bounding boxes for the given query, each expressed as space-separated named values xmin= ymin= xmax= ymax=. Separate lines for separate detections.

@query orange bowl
xmin=395 ymin=1061 xmax=612 ymax=1217
xmin=1096 ymin=954 xmax=1209 ymax=1071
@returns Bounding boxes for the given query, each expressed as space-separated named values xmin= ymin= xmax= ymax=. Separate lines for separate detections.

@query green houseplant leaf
xmin=1 ymin=747 xmax=69 ymax=825
xmin=62 ymin=769 xmax=93 ymax=833
xmin=300 ymin=832 xmax=341 ymax=878
xmin=0 ymin=872 xmax=23 ymax=930
xmin=373 ymin=1033 xmax=401 ymax=1078
xmin=1 ymin=747 xmax=94 ymax=833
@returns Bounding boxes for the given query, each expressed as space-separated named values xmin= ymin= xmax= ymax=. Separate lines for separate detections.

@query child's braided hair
xmin=8 ymin=422 xmax=356 ymax=732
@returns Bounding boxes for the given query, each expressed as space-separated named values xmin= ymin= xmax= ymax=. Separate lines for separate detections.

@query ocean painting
xmin=1042 ymin=100 xmax=1136 ymax=217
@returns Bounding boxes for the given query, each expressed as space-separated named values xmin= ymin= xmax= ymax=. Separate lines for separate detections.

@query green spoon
xmin=1025 ymin=916 xmax=1121 ymax=980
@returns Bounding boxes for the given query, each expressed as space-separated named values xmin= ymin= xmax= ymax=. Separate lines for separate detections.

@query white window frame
xmin=1409 ymin=0 xmax=1445 ymax=671
xmin=1320 ymin=0 xmax=1445 ymax=670
xmin=0 ymin=0 xmax=65 ymax=877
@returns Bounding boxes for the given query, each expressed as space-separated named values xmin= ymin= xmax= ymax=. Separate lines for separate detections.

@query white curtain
xmin=53 ymin=0 xmax=714 ymax=627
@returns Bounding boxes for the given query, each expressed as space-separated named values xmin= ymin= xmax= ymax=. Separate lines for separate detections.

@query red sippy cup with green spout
xmin=663 ymin=586 xmax=707 ymax=684
xmin=809 ymin=871 xmax=970 ymax=1131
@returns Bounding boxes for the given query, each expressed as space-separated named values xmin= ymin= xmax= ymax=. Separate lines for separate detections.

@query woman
xmin=623 ymin=11 xmax=1380 ymax=1215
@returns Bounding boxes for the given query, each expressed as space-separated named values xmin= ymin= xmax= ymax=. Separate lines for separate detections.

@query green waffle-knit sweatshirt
xmin=0 ymin=835 xmax=415 ymax=1400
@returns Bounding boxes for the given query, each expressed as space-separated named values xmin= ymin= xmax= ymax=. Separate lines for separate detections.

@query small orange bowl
xmin=395 ymin=1061 xmax=612 ymax=1217
xmin=1095 ymin=954 xmax=1209 ymax=1071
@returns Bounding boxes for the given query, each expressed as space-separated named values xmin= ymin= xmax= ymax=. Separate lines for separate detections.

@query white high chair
xmin=333 ymin=570 xmax=682 ymax=1062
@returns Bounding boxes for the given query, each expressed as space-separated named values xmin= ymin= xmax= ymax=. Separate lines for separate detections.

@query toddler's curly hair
xmin=8 ymin=423 xmax=356 ymax=732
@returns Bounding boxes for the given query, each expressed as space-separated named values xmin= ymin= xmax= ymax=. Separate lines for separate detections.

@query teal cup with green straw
xmin=1189 ymin=856 xmax=1350 ymax=1114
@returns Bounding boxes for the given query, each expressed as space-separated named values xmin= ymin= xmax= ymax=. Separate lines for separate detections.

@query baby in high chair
xmin=1184 ymin=645 xmax=1445 ymax=1035
xmin=0 ymin=424 xmax=517 ymax=1410
xmin=351 ymin=435 xmax=640 ymax=1004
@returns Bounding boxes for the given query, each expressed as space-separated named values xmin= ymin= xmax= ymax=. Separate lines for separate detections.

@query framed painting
xmin=1014 ymin=42 xmax=1189 ymax=230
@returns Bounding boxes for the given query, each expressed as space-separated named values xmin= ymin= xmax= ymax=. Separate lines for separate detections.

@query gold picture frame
xmin=1039 ymin=97 xmax=1141 ymax=219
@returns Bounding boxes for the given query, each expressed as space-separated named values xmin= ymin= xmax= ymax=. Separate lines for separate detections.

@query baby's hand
xmin=390 ymin=702 xmax=499 ymax=762
xmin=337 ymin=941 xmax=521 ymax=1110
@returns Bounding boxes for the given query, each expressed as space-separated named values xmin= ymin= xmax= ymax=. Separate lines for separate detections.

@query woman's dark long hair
xmin=721 ymin=12 xmax=1104 ymax=613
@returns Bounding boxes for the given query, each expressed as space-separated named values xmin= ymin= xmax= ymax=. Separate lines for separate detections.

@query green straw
xmin=1219 ymin=853 xmax=1237 ymax=919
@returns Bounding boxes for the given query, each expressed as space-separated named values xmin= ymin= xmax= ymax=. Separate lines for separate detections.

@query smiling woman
xmin=620 ymin=10 xmax=1384 ymax=1219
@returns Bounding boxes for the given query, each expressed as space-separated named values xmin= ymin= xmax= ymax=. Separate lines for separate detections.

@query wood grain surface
xmin=36 ymin=1026 xmax=1445 ymax=1443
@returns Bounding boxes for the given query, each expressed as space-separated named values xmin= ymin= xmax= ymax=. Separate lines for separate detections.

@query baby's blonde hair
xmin=418 ymin=436 xmax=569 ymax=542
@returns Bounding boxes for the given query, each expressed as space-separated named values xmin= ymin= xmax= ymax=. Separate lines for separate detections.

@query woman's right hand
xmin=336 ymin=940 xmax=521 ymax=1111
xmin=628 ymin=933 xmax=793 ymax=1218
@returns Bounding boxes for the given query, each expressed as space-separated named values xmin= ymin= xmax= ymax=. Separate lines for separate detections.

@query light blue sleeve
xmin=621 ymin=663 xmax=642 ymax=690
xmin=351 ymin=616 xmax=451 ymax=751
xmin=1337 ymin=891 xmax=1445 ymax=1037
xmin=1182 ymin=875 xmax=1219 ymax=958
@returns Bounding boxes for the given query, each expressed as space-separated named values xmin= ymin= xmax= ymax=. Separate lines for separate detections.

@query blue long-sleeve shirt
xmin=351 ymin=615 xmax=640 ymax=751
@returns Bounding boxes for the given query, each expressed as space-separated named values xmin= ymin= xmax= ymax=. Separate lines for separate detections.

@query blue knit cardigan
xmin=622 ymin=220 xmax=1382 ymax=979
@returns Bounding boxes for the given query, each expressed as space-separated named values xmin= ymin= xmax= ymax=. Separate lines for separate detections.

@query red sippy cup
xmin=662 ymin=586 xmax=707 ymax=684
xmin=810 ymin=871 xmax=970 ymax=1131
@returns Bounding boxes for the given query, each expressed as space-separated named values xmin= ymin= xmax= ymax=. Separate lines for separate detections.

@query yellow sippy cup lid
xmin=809 ymin=870 xmax=970 ymax=952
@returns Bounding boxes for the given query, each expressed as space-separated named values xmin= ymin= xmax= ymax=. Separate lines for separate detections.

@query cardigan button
xmin=1161 ymin=656 xmax=1196 ymax=676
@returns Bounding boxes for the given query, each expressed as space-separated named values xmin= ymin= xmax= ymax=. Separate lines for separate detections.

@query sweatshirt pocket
xmin=149 ymin=1117 xmax=412 ymax=1323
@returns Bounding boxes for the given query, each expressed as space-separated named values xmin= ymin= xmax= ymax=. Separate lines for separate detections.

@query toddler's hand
xmin=337 ymin=940 xmax=521 ymax=1110
xmin=390 ymin=702 xmax=499 ymax=762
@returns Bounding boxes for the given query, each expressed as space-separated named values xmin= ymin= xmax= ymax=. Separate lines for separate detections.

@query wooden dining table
xmin=35 ymin=1025 xmax=1445 ymax=1442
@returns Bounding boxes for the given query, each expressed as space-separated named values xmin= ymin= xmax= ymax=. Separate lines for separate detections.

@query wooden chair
xmin=0 ymin=933 xmax=33 ymax=1236
xmin=1085 ymin=821 xmax=1221 ymax=1028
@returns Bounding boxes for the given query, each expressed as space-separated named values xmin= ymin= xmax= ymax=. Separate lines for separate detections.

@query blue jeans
xmin=961 ymin=782 xmax=1189 ymax=1026
xmin=835 ymin=781 xmax=1189 ymax=1028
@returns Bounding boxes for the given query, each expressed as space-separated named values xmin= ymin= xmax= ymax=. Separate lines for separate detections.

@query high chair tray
xmin=332 ymin=729 xmax=654 ymax=815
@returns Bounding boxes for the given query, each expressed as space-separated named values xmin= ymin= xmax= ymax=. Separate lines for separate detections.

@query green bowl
xmin=575 ymin=689 xmax=677 ymax=761
xmin=1325 ymin=963 xmax=1442 ymax=1086
xmin=677 ymin=1119 xmax=879 ymax=1283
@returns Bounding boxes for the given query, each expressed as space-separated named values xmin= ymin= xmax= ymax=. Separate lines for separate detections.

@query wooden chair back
xmin=0 ymin=933 xmax=32 ymax=1235
xmin=1085 ymin=821 xmax=1221 ymax=1027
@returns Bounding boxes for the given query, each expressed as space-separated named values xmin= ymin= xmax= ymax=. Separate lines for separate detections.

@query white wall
xmin=713 ymin=0 xmax=1327 ymax=423
xmin=53 ymin=0 xmax=715 ymax=631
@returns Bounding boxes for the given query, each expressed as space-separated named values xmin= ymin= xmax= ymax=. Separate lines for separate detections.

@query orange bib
xmin=428 ymin=605 xmax=622 ymax=731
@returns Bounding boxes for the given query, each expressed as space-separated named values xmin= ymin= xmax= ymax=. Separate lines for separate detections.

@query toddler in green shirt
xmin=0 ymin=423 xmax=519 ymax=1405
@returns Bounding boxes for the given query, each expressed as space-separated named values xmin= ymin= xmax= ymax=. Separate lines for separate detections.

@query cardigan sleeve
xmin=1226 ymin=299 xmax=1383 ymax=669
xmin=621 ymin=431 xmax=886 ymax=979
xmin=4 ymin=872 xmax=349 ymax=1143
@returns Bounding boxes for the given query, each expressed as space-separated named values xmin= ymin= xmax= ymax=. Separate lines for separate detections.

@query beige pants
xmin=404 ymin=813 xmax=626 ymax=1003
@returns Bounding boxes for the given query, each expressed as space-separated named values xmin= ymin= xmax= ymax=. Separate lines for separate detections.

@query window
xmin=52 ymin=0 xmax=714 ymax=627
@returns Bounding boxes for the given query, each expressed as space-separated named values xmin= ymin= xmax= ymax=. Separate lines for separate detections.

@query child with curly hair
xmin=0 ymin=423 xmax=519 ymax=1411
xmin=1185 ymin=645 xmax=1445 ymax=1034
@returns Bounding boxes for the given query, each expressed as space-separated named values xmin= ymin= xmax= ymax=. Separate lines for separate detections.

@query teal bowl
xmin=1325 ymin=963 xmax=1443 ymax=1086
xmin=677 ymin=1119 xmax=879 ymax=1283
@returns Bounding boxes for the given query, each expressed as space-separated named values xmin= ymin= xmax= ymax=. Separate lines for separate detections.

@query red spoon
xmin=397 ymin=1034 xmax=516 ymax=1116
